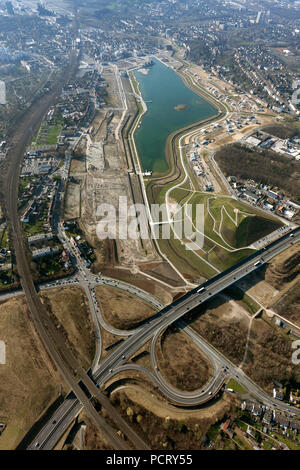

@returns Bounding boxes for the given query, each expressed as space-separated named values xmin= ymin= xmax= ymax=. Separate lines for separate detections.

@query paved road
xmin=147 ymin=325 xmax=226 ymax=405
xmin=106 ymin=363 xmax=227 ymax=406
xmin=29 ymin=227 xmax=300 ymax=449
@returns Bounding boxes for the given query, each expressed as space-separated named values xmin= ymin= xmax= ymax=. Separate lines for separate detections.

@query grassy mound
xmin=235 ymin=216 xmax=281 ymax=248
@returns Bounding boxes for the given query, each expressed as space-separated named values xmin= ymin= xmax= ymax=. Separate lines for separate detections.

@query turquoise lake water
xmin=133 ymin=58 xmax=217 ymax=173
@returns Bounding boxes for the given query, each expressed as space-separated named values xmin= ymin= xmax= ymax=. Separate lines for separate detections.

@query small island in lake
xmin=174 ymin=104 xmax=187 ymax=111
xmin=138 ymin=68 xmax=150 ymax=75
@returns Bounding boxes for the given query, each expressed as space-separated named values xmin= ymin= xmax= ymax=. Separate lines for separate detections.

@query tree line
xmin=215 ymin=143 xmax=300 ymax=199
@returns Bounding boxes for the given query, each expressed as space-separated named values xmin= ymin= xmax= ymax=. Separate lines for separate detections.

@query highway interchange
xmin=27 ymin=226 xmax=300 ymax=449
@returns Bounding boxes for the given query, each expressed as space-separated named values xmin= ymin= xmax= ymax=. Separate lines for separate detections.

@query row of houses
xmin=241 ymin=400 xmax=300 ymax=433
xmin=28 ymin=232 xmax=54 ymax=244
xmin=31 ymin=246 xmax=60 ymax=260
xmin=228 ymin=177 xmax=297 ymax=220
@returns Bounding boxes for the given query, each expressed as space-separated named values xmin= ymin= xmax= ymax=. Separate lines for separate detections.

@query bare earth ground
xmin=207 ymin=115 xmax=275 ymax=151
xmin=76 ymin=70 xmax=159 ymax=272
xmin=79 ymin=414 xmax=113 ymax=450
xmin=229 ymin=243 xmax=300 ymax=325
xmin=98 ymin=266 xmax=174 ymax=305
xmin=100 ymin=327 xmax=127 ymax=360
xmin=265 ymin=242 xmax=300 ymax=290
xmin=156 ymin=326 xmax=213 ymax=392
xmin=95 ymin=285 xmax=156 ymax=330
xmin=70 ymin=156 xmax=86 ymax=174
xmin=40 ymin=286 xmax=96 ymax=370
xmin=64 ymin=182 xmax=81 ymax=220
xmin=237 ymin=271 xmax=279 ymax=307
xmin=186 ymin=296 xmax=300 ymax=393
xmin=111 ymin=384 xmax=237 ymax=421
xmin=185 ymin=294 xmax=250 ymax=365
xmin=0 ymin=296 xmax=66 ymax=450
xmin=104 ymin=369 xmax=170 ymax=405
xmin=272 ymin=282 xmax=300 ymax=327
xmin=138 ymin=261 xmax=184 ymax=288
xmin=263 ymin=242 xmax=300 ymax=325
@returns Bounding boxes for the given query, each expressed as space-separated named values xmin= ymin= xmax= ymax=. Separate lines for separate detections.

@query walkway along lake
xmin=133 ymin=58 xmax=218 ymax=174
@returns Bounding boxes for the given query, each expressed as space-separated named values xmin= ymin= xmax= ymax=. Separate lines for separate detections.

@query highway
xmin=29 ymin=227 xmax=300 ymax=449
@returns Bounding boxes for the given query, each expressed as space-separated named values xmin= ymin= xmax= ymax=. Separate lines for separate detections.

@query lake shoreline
xmin=132 ymin=57 xmax=218 ymax=174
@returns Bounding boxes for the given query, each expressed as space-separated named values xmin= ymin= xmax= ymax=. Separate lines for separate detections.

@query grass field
xmin=46 ymin=124 xmax=62 ymax=145
xmin=154 ymin=188 xmax=281 ymax=276
xmin=226 ymin=379 xmax=246 ymax=394
xmin=224 ymin=286 xmax=260 ymax=315
xmin=32 ymin=118 xmax=63 ymax=146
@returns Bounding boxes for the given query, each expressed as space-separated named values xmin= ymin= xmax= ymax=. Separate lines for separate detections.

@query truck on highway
xmin=254 ymin=260 xmax=262 ymax=267
xmin=197 ymin=287 xmax=206 ymax=294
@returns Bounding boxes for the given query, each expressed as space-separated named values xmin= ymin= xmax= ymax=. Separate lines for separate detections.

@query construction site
xmin=63 ymin=61 xmax=184 ymax=293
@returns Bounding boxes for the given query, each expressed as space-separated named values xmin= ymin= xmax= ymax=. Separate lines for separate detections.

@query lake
xmin=133 ymin=58 xmax=217 ymax=173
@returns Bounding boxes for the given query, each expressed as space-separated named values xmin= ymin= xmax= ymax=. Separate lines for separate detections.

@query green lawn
xmin=46 ymin=123 xmax=62 ymax=145
xmin=235 ymin=216 xmax=282 ymax=248
xmin=0 ymin=425 xmax=23 ymax=451
xmin=226 ymin=378 xmax=247 ymax=394
xmin=272 ymin=432 xmax=300 ymax=450
xmin=0 ymin=228 xmax=10 ymax=250
xmin=129 ymin=71 xmax=140 ymax=95
xmin=31 ymin=117 xmax=63 ymax=146
xmin=206 ymin=422 xmax=220 ymax=442
xmin=23 ymin=219 xmax=47 ymax=237
xmin=147 ymin=186 xmax=281 ymax=276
